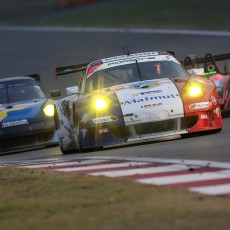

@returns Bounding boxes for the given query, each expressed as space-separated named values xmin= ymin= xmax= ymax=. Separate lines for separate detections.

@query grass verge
xmin=37 ymin=0 xmax=230 ymax=31
xmin=1 ymin=167 xmax=230 ymax=230
xmin=0 ymin=0 xmax=58 ymax=24
xmin=0 ymin=0 xmax=230 ymax=31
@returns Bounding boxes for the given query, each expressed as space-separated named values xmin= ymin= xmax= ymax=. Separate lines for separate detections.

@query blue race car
xmin=0 ymin=74 xmax=58 ymax=153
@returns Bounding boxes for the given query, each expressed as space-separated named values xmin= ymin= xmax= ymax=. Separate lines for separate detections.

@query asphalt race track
xmin=0 ymin=117 xmax=230 ymax=163
xmin=1 ymin=26 xmax=230 ymax=96
xmin=0 ymin=26 xmax=230 ymax=163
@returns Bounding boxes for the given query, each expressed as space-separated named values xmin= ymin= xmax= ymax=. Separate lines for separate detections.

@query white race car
xmin=54 ymin=51 xmax=222 ymax=154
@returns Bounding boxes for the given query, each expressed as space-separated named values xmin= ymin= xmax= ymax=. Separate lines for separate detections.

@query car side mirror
xmin=50 ymin=90 xmax=61 ymax=98
xmin=66 ymin=86 xmax=79 ymax=96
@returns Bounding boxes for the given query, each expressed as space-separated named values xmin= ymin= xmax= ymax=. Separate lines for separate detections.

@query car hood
xmin=0 ymin=98 xmax=48 ymax=122
xmin=105 ymin=78 xmax=184 ymax=124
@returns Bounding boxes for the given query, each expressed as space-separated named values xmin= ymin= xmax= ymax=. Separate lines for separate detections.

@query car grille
xmin=109 ymin=116 xmax=198 ymax=139
xmin=0 ymin=131 xmax=55 ymax=151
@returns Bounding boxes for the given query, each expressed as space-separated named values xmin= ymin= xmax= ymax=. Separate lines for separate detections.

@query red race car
xmin=182 ymin=53 xmax=230 ymax=114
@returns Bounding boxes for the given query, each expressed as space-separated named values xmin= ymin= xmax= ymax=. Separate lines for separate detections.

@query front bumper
xmin=80 ymin=109 xmax=222 ymax=150
xmin=0 ymin=120 xmax=58 ymax=152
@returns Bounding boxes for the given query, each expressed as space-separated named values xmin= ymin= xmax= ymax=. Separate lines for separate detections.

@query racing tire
xmin=74 ymin=109 xmax=103 ymax=153
xmin=59 ymin=129 xmax=78 ymax=154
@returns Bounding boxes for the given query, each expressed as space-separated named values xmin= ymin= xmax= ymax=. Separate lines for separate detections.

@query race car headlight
xmin=92 ymin=95 xmax=110 ymax=111
xmin=186 ymin=82 xmax=205 ymax=98
xmin=43 ymin=104 xmax=55 ymax=117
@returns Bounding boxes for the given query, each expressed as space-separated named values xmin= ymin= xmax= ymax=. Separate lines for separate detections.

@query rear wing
xmin=54 ymin=63 xmax=88 ymax=78
xmin=181 ymin=53 xmax=230 ymax=75
xmin=27 ymin=74 xmax=40 ymax=82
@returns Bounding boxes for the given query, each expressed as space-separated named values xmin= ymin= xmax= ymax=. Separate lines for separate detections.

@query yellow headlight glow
xmin=92 ymin=96 xmax=110 ymax=111
xmin=186 ymin=82 xmax=205 ymax=98
xmin=43 ymin=104 xmax=55 ymax=117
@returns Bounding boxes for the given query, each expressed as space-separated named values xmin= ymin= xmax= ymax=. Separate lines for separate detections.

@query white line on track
xmin=0 ymin=26 xmax=230 ymax=37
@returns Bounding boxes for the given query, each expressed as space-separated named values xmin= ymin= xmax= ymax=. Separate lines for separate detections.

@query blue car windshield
xmin=87 ymin=60 xmax=189 ymax=92
xmin=0 ymin=80 xmax=46 ymax=104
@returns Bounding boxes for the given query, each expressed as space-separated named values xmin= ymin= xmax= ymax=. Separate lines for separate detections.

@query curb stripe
xmin=55 ymin=161 xmax=148 ymax=172
xmin=190 ymin=184 xmax=230 ymax=196
xmin=2 ymin=156 xmax=230 ymax=198
xmin=72 ymin=163 xmax=169 ymax=174
xmin=89 ymin=164 xmax=198 ymax=177
xmin=20 ymin=159 xmax=109 ymax=168
xmin=170 ymin=178 xmax=230 ymax=188
xmin=137 ymin=170 xmax=230 ymax=185
xmin=118 ymin=167 xmax=221 ymax=180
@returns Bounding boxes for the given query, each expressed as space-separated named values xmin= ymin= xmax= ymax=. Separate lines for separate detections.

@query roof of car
xmin=54 ymin=51 xmax=176 ymax=77
xmin=87 ymin=51 xmax=176 ymax=68
xmin=0 ymin=76 xmax=36 ymax=83
xmin=100 ymin=51 xmax=159 ymax=62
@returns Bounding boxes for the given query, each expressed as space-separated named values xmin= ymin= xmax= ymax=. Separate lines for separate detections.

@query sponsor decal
xmin=189 ymin=102 xmax=210 ymax=110
xmin=99 ymin=128 xmax=109 ymax=134
xmin=101 ymin=80 xmax=164 ymax=94
xmin=214 ymin=108 xmax=220 ymax=117
xmin=141 ymin=103 xmax=163 ymax=109
xmin=105 ymin=52 xmax=158 ymax=62
xmin=201 ymin=114 xmax=208 ymax=119
xmin=129 ymin=81 xmax=160 ymax=90
xmin=211 ymin=95 xmax=217 ymax=105
xmin=93 ymin=116 xmax=118 ymax=123
xmin=104 ymin=85 xmax=126 ymax=93
xmin=80 ymin=113 xmax=88 ymax=125
xmin=0 ymin=104 xmax=35 ymax=122
xmin=2 ymin=119 xmax=29 ymax=128
xmin=134 ymin=90 xmax=163 ymax=97
xmin=81 ymin=128 xmax=88 ymax=139
xmin=122 ymin=94 xmax=178 ymax=105
xmin=107 ymin=58 xmax=139 ymax=66
xmin=87 ymin=63 xmax=102 ymax=75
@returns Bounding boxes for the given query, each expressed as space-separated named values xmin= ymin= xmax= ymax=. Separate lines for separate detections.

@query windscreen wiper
xmin=135 ymin=59 xmax=143 ymax=81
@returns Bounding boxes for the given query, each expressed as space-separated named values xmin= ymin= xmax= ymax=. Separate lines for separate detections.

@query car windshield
xmin=86 ymin=60 xmax=189 ymax=92
xmin=0 ymin=79 xmax=46 ymax=104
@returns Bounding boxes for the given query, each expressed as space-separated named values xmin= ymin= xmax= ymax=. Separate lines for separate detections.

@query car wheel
xmin=59 ymin=129 xmax=76 ymax=154
xmin=74 ymin=127 xmax=83 ymax=153
xmin=74 ymin=110 xmax=102 ymax=153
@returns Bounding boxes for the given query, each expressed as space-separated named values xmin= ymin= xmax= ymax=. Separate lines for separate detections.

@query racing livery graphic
xmin=0 ymin=75 xmax=58 ymax=152
xmin=54 ymin=51 xmax=223 ymax=154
